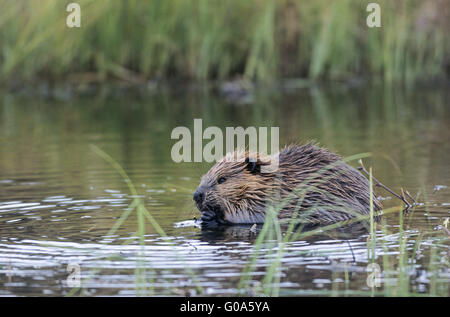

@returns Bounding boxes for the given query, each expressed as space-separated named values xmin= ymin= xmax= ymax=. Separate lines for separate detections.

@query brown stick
xmin=400 ymin=188 xmax=412 ymax=209
xmin=404 ymin=189 xmax=417 ymax=204
xmin=357 ymin=160 xmax=413 ymax=209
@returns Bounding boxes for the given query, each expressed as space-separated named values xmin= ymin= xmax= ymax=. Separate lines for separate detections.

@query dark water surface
xmin=0 ymin=84 xmax=449 ymax=296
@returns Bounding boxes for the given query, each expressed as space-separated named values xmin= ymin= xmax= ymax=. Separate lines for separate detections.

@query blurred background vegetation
xmin=0 ymin=0 xmax=449 ymax=85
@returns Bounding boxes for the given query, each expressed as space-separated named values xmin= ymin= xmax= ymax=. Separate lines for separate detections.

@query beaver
xmin=193 ymin=143 xmax=382 ymax=226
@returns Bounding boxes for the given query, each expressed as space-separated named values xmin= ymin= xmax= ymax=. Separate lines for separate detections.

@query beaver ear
xmin=245 ymin=157 xmax=258 ymax=174
xmin=245 ymin=157 xmax=266 ymax=174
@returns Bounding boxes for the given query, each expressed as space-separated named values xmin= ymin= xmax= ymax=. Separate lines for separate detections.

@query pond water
xmin=0 ymin=83 xmax=449 ymax=296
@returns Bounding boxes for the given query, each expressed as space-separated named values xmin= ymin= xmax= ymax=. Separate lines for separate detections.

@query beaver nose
xmin=193 ymin=190 xmax=204 ymax=204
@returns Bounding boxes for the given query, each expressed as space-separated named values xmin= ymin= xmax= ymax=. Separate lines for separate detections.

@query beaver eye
xmin=217 ymin=177 xmax=226 ymax=184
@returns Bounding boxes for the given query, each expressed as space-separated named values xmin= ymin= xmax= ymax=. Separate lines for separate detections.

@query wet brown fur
xmin=194 ymin=143 xmax=382 ymax=226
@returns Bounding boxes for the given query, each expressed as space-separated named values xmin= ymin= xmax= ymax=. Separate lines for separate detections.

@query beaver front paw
xmin=200 ymin=209 xmax=230 ymax=226
xmin=200 ymin=209 xmax=216 ymax=222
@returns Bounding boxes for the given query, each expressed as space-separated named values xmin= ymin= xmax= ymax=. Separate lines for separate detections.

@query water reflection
xmin=0 ymin=84 xmax=449 ymax=296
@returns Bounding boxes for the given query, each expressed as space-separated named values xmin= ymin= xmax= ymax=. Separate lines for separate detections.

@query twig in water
xmin=357 ymin=160 xmax=414 ymax=209
xmin=345 ymin=238 xmax=356 ymax=263
xmin=403 ymin=189 xmax=417 ymax=204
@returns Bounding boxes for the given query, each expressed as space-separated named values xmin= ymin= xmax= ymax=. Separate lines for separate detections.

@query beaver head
xmin=193 ymin=151 xmax=276 ymax=225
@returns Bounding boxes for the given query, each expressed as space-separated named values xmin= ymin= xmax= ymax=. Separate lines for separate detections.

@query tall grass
xmin=67 ymin=147 xmax=449 ymax=297
xmin=0 ymin=0 xmax=448 ymax=84
xmin=66 ymin=145 xmax=204 ymax=296
xmin=236 ymin=156 xmax=449 ymax=297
